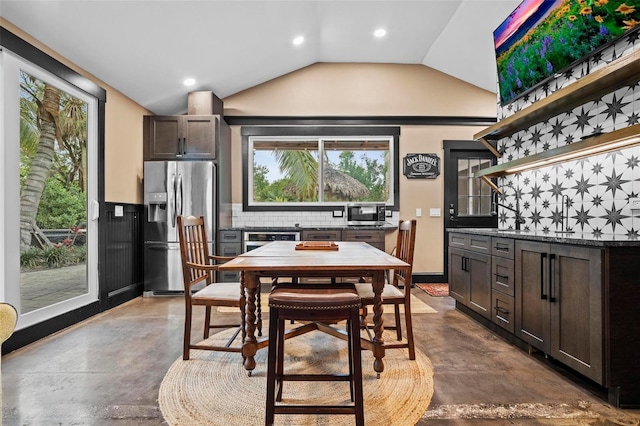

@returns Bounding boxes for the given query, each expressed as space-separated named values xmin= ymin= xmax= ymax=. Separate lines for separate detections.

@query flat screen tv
xmin=494 ymin=0 xmax=640 ymax=105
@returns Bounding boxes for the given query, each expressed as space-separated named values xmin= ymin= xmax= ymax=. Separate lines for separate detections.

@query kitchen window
xmin=242 ymin=127 xmax=399 ymax=211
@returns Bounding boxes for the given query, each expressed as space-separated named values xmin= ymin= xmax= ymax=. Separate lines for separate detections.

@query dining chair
xmin=355 ymin=219 xmax=417 ymax=360
xmin=177 ymin=215 xmax=247 ymax=360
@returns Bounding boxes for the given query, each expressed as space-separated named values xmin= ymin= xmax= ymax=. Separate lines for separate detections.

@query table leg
xmin=242 ymin=272 xmax=258 ymax=376
xmin=371 ymin=270 xmax=386 ymax=378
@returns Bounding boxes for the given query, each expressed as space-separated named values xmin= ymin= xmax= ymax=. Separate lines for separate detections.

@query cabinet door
xmin=550 ymin=245 xmax=603 ymax=383
xmin=467 ymin=251 xmax=492 ymax=319
xmin=449 ymin=248 xmax=469 ymax=304
xmin=182 ymin=116 xmax=216 ymax=159
xmin=515 ymin=240 xmax=551 ymax=353
xmin=342 ymin=229 xmax=385 ymax=251
xmin=145 ymin=115 xmax=181 ymax=160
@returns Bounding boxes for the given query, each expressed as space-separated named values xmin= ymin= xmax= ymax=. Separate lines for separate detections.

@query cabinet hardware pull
xmin=176 ymin=138 xmax=183 ymax=158
xmin=549 ymin=253 xmax=556 ymax=302
xmin=494 ymin=306 xmax=510 ymax=315
xmin=540 ymin=252 xmax=548 ymax=300
xmin=494 ymin=246 xmax=509 ymax=252
xmin=494 ymin=273 xmax=509 ymax=280
xmin=183 ymin=137 xmax=187 ymax=155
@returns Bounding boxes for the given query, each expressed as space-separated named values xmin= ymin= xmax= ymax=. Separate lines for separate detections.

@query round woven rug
xmin=159 ymin=327 xmax=434 ymax=425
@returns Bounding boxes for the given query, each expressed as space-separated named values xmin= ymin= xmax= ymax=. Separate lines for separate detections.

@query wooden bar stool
xmin=265 ymin=285 xmax=364 ymax=426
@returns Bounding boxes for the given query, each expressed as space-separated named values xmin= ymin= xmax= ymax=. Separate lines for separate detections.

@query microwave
xmin=345 ymin=203 xmax=386 ymax=226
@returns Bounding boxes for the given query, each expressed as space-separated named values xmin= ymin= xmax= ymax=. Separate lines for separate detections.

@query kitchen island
xmin=448 ymin=228 xmax=640 ymax=408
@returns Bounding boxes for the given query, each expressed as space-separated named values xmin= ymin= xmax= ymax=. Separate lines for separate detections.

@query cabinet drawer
xmin=492 ymin=257 xmax=514 ymax=296
xmin=342 ymin=230 xmax=384 ymax=243
xmin=218 ymin=242 xmax=242 ymax=257
xmin=448 ymin=233 xmax=491 ymax=254
xmin=492 ymin=237 xmax=515 ymax=259
xmin=302 ymin=230 xmax=342 ymax=241
xmin=492 ymin=291 xmax=515 ymax=334
xmin=218 ymin=271 xmax=240 ymax=283
xmin=219 ymin=230 xmax=241 ymax=243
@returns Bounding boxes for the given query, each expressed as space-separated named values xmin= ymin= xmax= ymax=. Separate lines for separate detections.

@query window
xmin=243 ymin=127 xmax=399 ymax=210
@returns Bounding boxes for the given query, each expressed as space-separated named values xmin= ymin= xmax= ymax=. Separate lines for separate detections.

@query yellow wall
xmin=224 ymin=63 xmax=497 ymax=274
xmin=1 ymin=19 xmax=150 ymax=204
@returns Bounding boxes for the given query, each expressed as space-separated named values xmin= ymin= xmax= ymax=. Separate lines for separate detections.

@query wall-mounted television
xmin=494 ymin=0 xmax=640 ymax=105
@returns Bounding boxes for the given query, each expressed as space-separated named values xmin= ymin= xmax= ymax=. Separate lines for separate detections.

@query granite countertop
xmin=447 ymin=228 xmax=640 ymax=247
xmin=221 ymin=224 xmax=397 ymax=231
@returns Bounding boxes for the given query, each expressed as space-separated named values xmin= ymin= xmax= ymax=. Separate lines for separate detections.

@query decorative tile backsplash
xmin=232 ymin=203 xmax=399 ymax=229
xmin=496 ymin=30 xmax=640 ymax=236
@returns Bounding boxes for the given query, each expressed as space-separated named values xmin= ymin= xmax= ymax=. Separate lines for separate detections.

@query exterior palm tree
xmin=19 ymin=83 xmax=61 ymax=252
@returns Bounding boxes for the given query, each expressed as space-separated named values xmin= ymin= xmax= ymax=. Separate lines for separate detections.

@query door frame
xmin=442 ymin=140 xmax=497 ymax=282
xmin=1 ymin=27 xmax=107 ymax=353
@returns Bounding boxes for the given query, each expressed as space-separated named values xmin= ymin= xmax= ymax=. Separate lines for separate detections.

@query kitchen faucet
xmin=492 ymin=191 xmax=525 ymax=231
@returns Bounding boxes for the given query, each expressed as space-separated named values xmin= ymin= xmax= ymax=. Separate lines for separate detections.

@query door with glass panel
xmin=1 ymin=50 xmax=99 ymax=329
xmin=443 ymin=141 xmax=497 ymax=280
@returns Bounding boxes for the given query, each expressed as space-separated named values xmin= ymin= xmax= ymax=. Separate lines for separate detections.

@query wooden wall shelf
xmin=475 ymin=123 xmax=640 ymax=178
xmin=474 ymin=49 xmax=640 ymax=143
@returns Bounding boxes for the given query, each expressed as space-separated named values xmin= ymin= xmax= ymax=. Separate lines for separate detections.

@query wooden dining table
xmin=218 ymin=240 xmax=410 ymax=377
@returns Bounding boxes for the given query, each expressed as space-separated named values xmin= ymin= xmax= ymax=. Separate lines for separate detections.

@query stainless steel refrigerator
xmin=143 ymin=161 xmax=215 ymax=293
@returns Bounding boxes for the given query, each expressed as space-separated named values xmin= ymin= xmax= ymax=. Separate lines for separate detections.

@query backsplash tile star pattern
xmin=495 ymin=30 xmax=640 ymax=236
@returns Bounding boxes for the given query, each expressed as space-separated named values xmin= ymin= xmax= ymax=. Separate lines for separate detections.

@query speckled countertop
xmin=447 ymin=228 xmax=640 ymax=247
xmin=221 ymin=224 xmax=397 ymax=231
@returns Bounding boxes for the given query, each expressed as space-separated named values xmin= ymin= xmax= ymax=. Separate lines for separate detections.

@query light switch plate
xmin=429 ymin=208 xmax=441 ymax=217
xmin=332 ymin=210 xmax=344 ymax=218
xmin=416 ymin=208 xmax=422 ymax=217
xmin=631 ymin=198 xmax=640 ymax=210
xmin=114 ymin=205 xmax=124 ymax=217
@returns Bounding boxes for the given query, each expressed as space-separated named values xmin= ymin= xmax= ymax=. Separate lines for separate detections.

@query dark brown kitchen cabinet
xmin=144 ymin=115 xmax=217 ymax=160
xmin=448 ymin=233 xmax=492 ymax=319
xmin=217 ymin=230 xmax=241 ymax=282
xmin=301 ymin=230 xmax=342 ymax=242
xmin=342 ymin=229 xmax=385 ymax=251
xmin=515 ymin=240 xmax=603 ymax=384
xmin=491 ymin=237 xmax=515 ymax=333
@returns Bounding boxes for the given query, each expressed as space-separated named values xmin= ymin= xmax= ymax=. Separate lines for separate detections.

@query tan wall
xmin=224 ymin=62 xmax=496 ymax=274
xmin=1 ymin=19 xmax=150 ymax=204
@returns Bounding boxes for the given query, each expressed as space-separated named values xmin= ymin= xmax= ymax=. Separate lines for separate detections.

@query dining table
xmin=218 ymin=240 xmax=410 ymax=377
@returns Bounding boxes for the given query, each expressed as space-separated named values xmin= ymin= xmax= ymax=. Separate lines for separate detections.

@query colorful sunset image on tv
xmin=494 ymin=0 xmax=640 ymax=105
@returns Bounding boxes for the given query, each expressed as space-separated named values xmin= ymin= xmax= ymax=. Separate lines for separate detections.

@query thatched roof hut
xmin=323 ymin=167 xmax=368 ymax=200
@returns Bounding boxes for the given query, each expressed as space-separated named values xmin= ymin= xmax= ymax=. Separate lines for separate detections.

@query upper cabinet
xmin=144 ymin=115 xmax=217 ymax=161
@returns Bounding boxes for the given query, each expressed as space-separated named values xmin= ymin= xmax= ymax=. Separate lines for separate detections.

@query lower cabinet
xmin=217 ymin=230 xmax=242 ymax=282
xmin=302 ymin=229 xmax=385 ymax=251
xmin=515 ymin=240 xmax=603 ymax=384
xmin=448 ymin=235 xmax=492 ymax=319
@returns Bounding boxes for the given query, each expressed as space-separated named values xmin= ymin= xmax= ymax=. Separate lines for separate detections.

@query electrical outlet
xmin=631 ymin=198 xmax=640 ymax=210
xmin=416 ymin=208 xmax=422 ymax=217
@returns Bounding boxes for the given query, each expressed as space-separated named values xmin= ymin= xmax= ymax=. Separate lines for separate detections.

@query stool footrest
xmin=274 ymin=406 xmax=357 ymax=415
xmin=280 ymin=374 xmax=351 ymax=382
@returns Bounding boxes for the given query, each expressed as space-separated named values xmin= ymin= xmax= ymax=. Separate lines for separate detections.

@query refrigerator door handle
xmin=177 ymin=173 xmax=184 ymax=217
xmin=171 ymin=172 xmax=177 ymax=228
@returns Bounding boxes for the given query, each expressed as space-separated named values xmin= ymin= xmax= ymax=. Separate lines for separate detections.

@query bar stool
xmin=265 ymin=285 xmax=364 ymax=426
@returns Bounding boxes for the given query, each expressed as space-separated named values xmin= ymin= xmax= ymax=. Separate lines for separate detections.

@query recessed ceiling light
xmin=183 ymin=78 xmax=196 ymax=86
xmin=374 ymin=28 xmax=387 ymax=38
xmin=293 ymin=36 xmax=305 ymax=46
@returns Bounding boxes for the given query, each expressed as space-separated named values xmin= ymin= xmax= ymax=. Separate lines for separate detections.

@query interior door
xmin=443 ymin=141 xmax=497 ymax=281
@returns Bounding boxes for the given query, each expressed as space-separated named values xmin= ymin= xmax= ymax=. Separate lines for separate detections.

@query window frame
xmin=242 ymin=126 xmax=400 ymax=211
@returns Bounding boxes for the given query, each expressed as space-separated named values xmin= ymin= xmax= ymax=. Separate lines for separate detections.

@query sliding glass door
xmin=1 ymin=49 xmax=99 ymax=329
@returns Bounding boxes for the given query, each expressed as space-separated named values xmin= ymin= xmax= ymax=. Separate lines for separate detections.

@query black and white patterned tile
xmin=494 ymin=30 xmax=640 ymax=236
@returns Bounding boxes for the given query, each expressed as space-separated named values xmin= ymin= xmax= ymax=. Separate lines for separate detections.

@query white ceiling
xmin=0 ymin=0 xmax=520 ymax=115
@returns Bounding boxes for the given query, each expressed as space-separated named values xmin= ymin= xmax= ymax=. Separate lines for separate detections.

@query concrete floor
xmin=3 ymin=288 xmax=640 ymax=425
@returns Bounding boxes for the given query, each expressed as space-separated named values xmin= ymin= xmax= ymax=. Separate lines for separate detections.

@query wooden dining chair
xmin=355 ymin=219 xmax=417 ymax=360
xmin=177 ymin=215 xmax=246 ymax=360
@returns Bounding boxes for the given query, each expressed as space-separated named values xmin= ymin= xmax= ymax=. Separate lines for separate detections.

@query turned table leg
xmin=371 ymin=270 xmax=386 ymax=378
xmin=242 ymin=272 xmax=258 ymax=376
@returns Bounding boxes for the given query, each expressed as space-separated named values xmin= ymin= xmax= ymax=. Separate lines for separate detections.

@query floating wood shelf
xmin=475 ymin=123 xmax=640 ymax=177
xmin=474 ymin=49 xmax=640 ymax=144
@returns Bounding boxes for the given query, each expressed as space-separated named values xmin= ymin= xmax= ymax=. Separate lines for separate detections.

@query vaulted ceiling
xmin=0 ymin=0 xmax=520 ymax=115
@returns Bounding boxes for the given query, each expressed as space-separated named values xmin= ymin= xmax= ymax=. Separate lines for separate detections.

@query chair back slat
xmin=392 ymin=219 xmax=417 ymax=294
xmin=177 ymin=215 xmax=212 ymax=290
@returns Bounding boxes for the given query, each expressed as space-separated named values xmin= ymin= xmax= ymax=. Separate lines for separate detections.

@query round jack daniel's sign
xmin=403 ymin=153 xmax=440 ymax=179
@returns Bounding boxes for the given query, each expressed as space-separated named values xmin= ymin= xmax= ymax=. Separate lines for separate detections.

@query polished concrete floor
xmin=3 ymin=287 xmax=640 ymax=425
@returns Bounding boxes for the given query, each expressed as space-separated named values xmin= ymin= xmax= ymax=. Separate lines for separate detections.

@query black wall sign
xmin=403 ymin=153 xmax=440 ymax=179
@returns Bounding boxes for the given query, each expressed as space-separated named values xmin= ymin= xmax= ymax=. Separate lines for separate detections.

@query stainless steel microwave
xmin=345 ymin=203 xmax=386 ymax=226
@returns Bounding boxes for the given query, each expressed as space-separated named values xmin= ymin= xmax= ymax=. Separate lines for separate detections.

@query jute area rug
xmin=159 ymin=327 xmax=434 ymax=425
